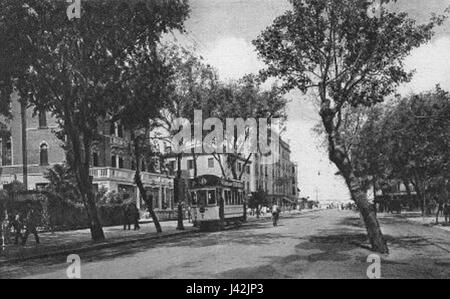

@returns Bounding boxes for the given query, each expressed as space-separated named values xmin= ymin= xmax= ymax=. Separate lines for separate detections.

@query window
xmin=131 ymin=159 xmax=136 ymax=170
xmin=238 ymin=163 xmax=242 ymax=172
xmin=111 ymin=155 xmax=117 ymax=168
xmin=118 ymin=157 xmax=124 ymax=169
xmin=198 ymin=191 xmax=207 ymax=207
xmin=246 ymin=165 xmax=250 ymax=174
xmin=169 ymin=161 xmax=176 ymax=172
xmin=207 ymin=190 xmax=216 ymax=205
xmin=93 ymin=152 xmax=99 ymax=167
xmin=38 ymin=110 xmax=47 ymax=128
xmin=117 ymin=124 xmax=124 ymax=138
xmin=40 ymin=143 xmax=49 ymax=166
xmin=208 ymin=158 xmax=214 ymax=168
xmin=110 ymin=122 xmax=115 ymax=136
xmin=187 ymin=160 xmax=194 ymax=170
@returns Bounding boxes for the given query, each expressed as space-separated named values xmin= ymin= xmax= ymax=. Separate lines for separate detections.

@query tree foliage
xmin=253 ymin=0 xmax=447 ymax=253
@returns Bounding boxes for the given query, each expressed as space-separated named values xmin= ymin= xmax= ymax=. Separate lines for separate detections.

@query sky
xmin=174 ymin=0 xmax=450 ymax=202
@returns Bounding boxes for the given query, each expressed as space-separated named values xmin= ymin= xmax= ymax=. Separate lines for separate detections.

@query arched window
xmin=40 ymin=143 xmax=49 ymax=166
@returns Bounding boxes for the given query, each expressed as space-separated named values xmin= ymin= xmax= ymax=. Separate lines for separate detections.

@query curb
xmin=0 ymin=228 xmax=199 ymax=266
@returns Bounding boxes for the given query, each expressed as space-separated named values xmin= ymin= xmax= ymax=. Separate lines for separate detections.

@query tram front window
xmin=207 ymin=190 xmax=216 ymax=205
xmin=198 ymin=191 xmax=207 ymax=207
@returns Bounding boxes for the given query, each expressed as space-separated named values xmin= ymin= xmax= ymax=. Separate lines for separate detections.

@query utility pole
xmin=20 ymin=101 xmax=28 ymax=190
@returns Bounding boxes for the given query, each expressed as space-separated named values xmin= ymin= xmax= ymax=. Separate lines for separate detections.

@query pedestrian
xmin=444 ymin=202 xmax=450 ymax=225
xmin=130 ymin=204 xmax=140 ymax=231
xmin=123 ymin=204 xmax=132 ymax=231
xmin=1 ymin=211 xmax=9 ymax=247
xmin=9 ymin=213 xmax=23 ymax=245
xmin=271 ymin=203 xmax=281 ymax=227
xmin=21 ymin=205 xmax=40 ymax=246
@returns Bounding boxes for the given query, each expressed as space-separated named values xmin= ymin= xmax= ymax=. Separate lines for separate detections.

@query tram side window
xmin=225 ymin=190 xmax=231 ymax=205
xmin=207 ymin=190 xmax=216 ymax=205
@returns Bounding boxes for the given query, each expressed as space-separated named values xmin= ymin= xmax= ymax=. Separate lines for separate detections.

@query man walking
xmin=21 ymin=205 xmax=40 ymax=246
xmin=9 ymin=213 xmax=23 ymax=245
xmin=272 ymin=203 xmax=281 ymax=227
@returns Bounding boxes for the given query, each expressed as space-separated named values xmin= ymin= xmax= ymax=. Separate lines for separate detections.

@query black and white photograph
xmin=0 ymin=0 xmax=449 ymax=281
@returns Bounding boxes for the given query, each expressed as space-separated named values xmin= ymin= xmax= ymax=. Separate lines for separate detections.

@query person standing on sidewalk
xmin=9 ymin=213 xmax=23 ymax=245
xmin=1 ymin=211 xmax=10 ymax=247
xmin=21 ymin=205 xmax=40 ymax=246
xmin=123 ymin=204 xmax=132 ymax=231
xmin=130 ymin=204 xmax=140 ymax=231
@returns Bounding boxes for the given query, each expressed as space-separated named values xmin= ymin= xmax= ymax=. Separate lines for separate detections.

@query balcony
xmin=110 ymin=136 xmax=129 ymax=148
xmin=89 ymin=167 xmax=174 ymax=187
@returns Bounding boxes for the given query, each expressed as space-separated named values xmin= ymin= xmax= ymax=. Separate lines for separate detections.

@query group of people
xmin=123 ymin=203 xmax=140 ymax=231
xmin=1 ymin=204 xmax=40 ymax=247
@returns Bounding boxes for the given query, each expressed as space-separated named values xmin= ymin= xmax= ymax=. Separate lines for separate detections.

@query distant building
xmin=0 ymin=94 xmax=175 ymax=214
xmin=251 ymin=139 xmax=299 ymax=205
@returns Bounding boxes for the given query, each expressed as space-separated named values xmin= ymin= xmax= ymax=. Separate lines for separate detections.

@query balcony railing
xmin=89 ymin=167 xmax=174 ymax=187
xmin=110 ymin=136 xmax=129 ymax=147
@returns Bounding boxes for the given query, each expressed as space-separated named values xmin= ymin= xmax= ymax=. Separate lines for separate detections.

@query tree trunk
xmin=320 ymin=102 xmax=389 ymax=254
xmin=76 ymin=163 xmax=105 ymax=241
xmin=176 ymin=153 xmax=185 ymax=230
xmin=135 ymin=171 xmax=162 ymax=233
xmin=133 ymin=135 xmax=162 ymax=233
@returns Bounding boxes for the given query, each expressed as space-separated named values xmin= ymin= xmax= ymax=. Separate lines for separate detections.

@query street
xmin=0 ymin=210 xmax=449 ymax=279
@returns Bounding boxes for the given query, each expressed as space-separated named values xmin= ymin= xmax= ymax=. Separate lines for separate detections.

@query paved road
xmin=1 ymin=210 xmax=449 ymax=279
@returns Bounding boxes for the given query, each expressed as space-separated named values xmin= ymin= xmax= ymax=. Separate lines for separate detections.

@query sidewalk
xmin=379 ymin=212 xmax=450 ymax=233
xmin=0 ymin=220 xmax=197 ymax=265
xmin=0 ymin=209 xmax=314 ymax=265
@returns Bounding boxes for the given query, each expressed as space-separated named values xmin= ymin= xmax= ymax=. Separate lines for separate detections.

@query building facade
xmin=251 ymin=139 xmax=299 ymax=205
xmin=0 ymin=95 xmax=174 ymax=214
xmin=162 ymin=138 xmax=300 ymax=205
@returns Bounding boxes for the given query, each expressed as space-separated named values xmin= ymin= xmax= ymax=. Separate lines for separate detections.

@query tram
xmin=188 ymin=175 xmax=245 ymax=231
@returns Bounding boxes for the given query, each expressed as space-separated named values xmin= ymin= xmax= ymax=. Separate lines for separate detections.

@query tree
xmin=0 ymin=0 xmax=189 ymax=241
xmin=157 ymin=44 xmax=220 ymax=230
xmin=113 ymin=43 xmax=179 ymax=234
xmin=353 ymin=87 xmax=450 ymax=217
xmin=253 ymin=0 xmax=446 ymax=253
xmin=207 ymin=75 xmax=287 ymax=181
xmin=43 ymin=164 xmax=80 ymax=203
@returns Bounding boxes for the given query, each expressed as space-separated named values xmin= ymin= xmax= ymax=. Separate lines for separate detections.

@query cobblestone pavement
xmin=0 ymin=210 xmax=449 ymax=279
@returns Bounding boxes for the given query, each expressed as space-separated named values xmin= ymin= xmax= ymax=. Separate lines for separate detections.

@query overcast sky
xmin=175 ymin=0 xmax=450 ymax=202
